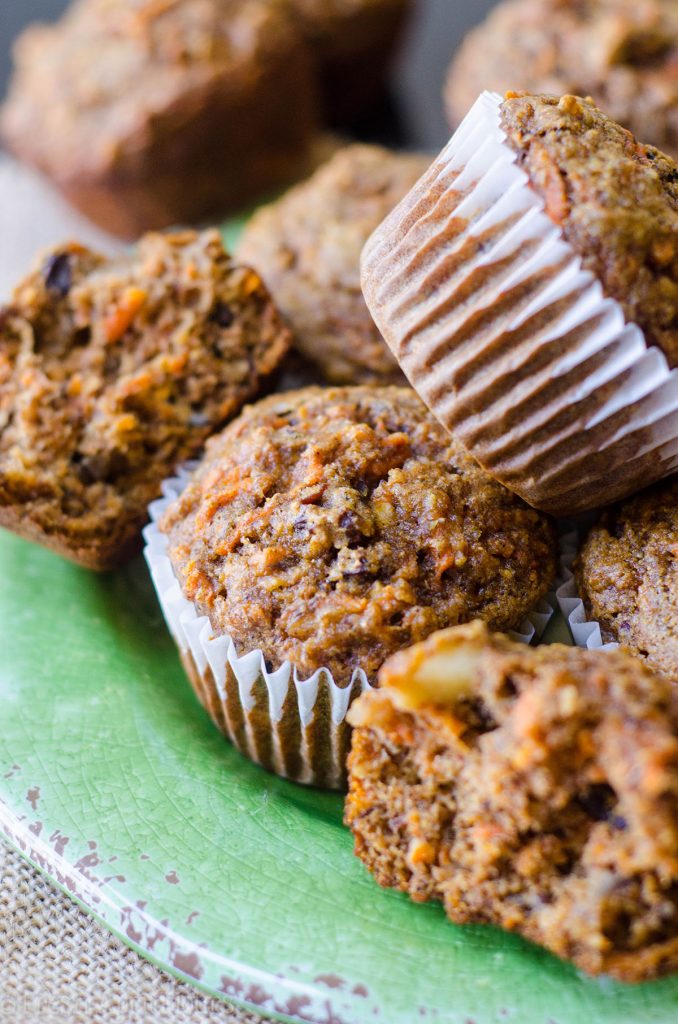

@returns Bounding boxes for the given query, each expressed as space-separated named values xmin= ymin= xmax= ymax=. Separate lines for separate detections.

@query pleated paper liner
xmin=556 ymin=527 xmax=618 ymax=654
xmin=144 ymin=466 xmax=554 ymax=791
xmin=361 ymin=90 xmax=678 ymax=516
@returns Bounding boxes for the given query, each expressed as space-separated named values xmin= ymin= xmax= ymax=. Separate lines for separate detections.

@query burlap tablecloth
xmin=0 ymin=840 xmax=272 ymax=1024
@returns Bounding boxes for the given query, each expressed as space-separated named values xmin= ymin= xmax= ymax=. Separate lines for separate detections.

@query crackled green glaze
xmin=2 ymin=531 xmax=678 ymax=1023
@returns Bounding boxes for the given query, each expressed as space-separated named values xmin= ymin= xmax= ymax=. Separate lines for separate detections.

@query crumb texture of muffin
xmin=238 ymin=144 xmax=430 ymax=384
xmin=575 ymin=476 xmax=678 ymax=679
xmin=160 ymin=386 xmax=556 ymax=686
xmin=500 ymin=93 xmax=678 ymax=367
xmin=0 ymin=0 xmax=318 ymax=237
xmin=346 ymin=621 xmax=678 ymax=981
xmin=285 ymin=0 xmax=413 ymax=123
xmin=446 ymin=0 xmax=678 ymax=160
xmin=0 ymin=229 xmax=290 ymax=569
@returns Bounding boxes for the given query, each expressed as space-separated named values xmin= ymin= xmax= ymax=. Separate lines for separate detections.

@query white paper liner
xmin=361 ymin=91 xmax=678 ymax=515
xmin=143 ymin=466 xmax=554 ymax=788
xmin=556 ymin=528 xmax=618 ymax=653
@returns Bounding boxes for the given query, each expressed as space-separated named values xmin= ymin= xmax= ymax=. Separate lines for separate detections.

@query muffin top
xmin=237 ymin=144 xmax=430 ymax=384
xmin=0 ymin=229 xmax=289 ymax=569
xmin=500 ymin=93 xmax=678 ymax=367
xmin=446 ymin=0 xmax=678 ymax=160
xmin=1 ymin=0 xmax=303 ymax=180
xmin=161 ymin=386 xmax=556 ymax=685
xmin=575 ymin=475 xmax=677 ymax=679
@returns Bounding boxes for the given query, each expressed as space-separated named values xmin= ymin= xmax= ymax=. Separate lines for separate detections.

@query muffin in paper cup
xmin=143 ymin=465 xmax=554 ymax=791
xmin=557 ymin=477 xmax=677 ymax=678
xmin=361 ymin=91 xmax=678 ymax=516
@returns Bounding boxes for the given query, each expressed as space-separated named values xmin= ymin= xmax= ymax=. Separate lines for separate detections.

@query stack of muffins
xmin=1 ymin=0 xmax=677 ymax=988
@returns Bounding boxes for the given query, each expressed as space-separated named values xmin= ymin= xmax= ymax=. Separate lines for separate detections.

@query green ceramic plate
xmin=2 ymin=531 xmax=678 ymax=1024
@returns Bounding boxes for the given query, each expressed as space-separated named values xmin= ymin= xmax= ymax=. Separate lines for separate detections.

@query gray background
xmin=0 ymin=0 xmax=497 ymax=151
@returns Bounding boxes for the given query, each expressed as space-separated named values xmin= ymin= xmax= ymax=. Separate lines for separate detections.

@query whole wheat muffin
xmin=160 ymin=386 xmax=556 ymax=686
xmin=0 ymin=0 xmax=318 ymax=238
xmin=0 ymin=229 xmax=290 ymax=569
xmin=238 ymin=145 xmax=430 ymax=384
xmin=346 ymin=621 xmax=678 ymax=981
xmin=575 ymin=476 xmax=677 ymax=679
xmin=500 ymin=93 xmax=678 ymax=366
xmin=445 ymin=0 xmax=678 ymax=160
xmin=285 ymin=0 xmax=413 ymax=124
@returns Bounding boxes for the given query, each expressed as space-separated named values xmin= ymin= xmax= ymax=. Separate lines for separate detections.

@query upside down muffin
xmin=0 ymin=0 xmax=318 ymax=238
xmin=0 ymin=229 xmax=290 ymax=570
xmin=575 ymin=476 xmax=678 ymax=679
xmin=238 ymin=145 xmax=430 ymax=385
xmin=346 ymin=621 xmax=678 ymax=981
xmin=445 ymin=0 xmax=678 ymax=161
xmin=160 ymin=386 xmax=556 ymax=686
xmin=361 ymin=93 xmax=678 ymax=514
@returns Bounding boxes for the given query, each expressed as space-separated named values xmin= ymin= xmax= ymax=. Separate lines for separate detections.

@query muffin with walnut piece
xmin=346 ymin=621 xmax=678 ymax=981
xmin=0 ymin=229 xmax=290 ymax=569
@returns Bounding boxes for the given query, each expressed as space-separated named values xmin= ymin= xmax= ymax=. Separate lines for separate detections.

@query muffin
xmin=362 ymin=92 xmax=678 ymax=515
xmin=284 ymin=0 xmax=413 ymax=125
xmin=238 ymin=145 xmax=430 ymax=384
xmin=445 ymin=0 xmax=678 ymax=160
xmin=346 ymin=621 xmax=678 ymax=981
xmin=574 ymin=476 xmax=677 ymax=679
xmin=0 ymin=229 xmax=290 ymax=570
xmin=0 ymin=0 xmax=319 ymax=239
xmin=147 ymin=386 xmax=556 ymax=785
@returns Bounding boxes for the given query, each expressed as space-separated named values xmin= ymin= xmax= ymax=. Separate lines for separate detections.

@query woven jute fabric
xmin=0 ymin=841 xmax=270 ymax=1024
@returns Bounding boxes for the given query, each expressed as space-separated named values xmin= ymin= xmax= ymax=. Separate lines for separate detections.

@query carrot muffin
xmin=0 ymin=0 xmax=318 ymax=238
xmin=285 ymin=0 xmax=413 ymax=124
xmin=238 ymin=145 xmax=430 ymax=385
xmin=445 ymin=0 xmax=678 ymax=160
xmin=160 ymin=386 xmax=556 ymax=686
xmin=0 ymin=229 xmax=290 ymax=570
xmin=346 ymin=621 xmax=678 ymax=981
xmin=575 ymin=476 xmax=677 ymax=679
xmin=361 ymin=93 xmax=678 ymax=514
xmin=500 ymin=93 xmax=678 ymax=365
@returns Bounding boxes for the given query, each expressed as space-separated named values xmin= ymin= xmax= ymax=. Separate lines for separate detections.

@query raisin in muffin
xmin=0 ymin=230 xmax=290 ymax=569
xmin=1 ymin=0 xmax=318 ymax=238
xmin=575 ymin=476 xmax=677 ymax=679
xmin=238 ymin=145 xmax=430 ymax=385
xmin=347 ymin=621 xmax=678 ymax=981
xmin=445 ymin=0 xmax=678 ymax=160
xmin=160 ymin=386 xmax=556 ymax=686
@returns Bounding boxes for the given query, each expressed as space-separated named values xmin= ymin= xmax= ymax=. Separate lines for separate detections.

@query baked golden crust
xmin=346 ymin=622 xmax=678 ymax=981
xmin=160 ymin=386 xmax=556 ymax=685
xmin=575 ymin=476 xmax=678 ymax=679
xmin=238 ymin=145 xmax=430 ymax=384
xmin=0 ymin=0 xmax=318 ymax=237
xmin=0 ymin=230 xmax=290 ymax=570
xmin=500 ymin=93 xmax=678 ymax=367
xmin=446 ymin=0 xmax=678 ymax=160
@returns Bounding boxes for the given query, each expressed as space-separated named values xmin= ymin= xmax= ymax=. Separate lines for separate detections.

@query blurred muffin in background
xmin=1 ymin=0 xmax=319 ymax=238
xmin=284 ymin=0 xmax=415 ymax=126
xmin=445 ymin=0 xmax=678 ymax=159
xmin=238 ymin=143 xmax=430 ymax=384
